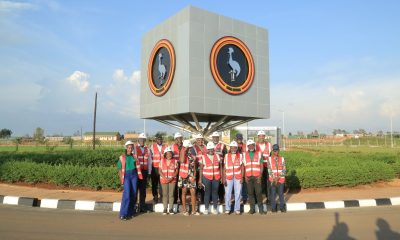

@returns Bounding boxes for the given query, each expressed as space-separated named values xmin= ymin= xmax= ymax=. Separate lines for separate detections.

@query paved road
xmin=0 ymin=205 xmax=399 ymax=240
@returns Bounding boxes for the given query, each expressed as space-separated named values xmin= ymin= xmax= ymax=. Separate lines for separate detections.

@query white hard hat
xmin=229 ymin=141 xmax=238 ymax=147
xmin=257 ymin=130 xmax=266 ymax=136
xmin=195 ymin=134 xmax=204 ymax=139
xmin=138 ymin=133 xmax=147 ymax=139
xmin=174 ymin=132 xmax=183 ymax=139
xmin=124 ymin=140 xmax=134 ymax=148
xmin=163 ymin=146 xmax=173 ymax=154
xmin=246 ymin=139 xmax=255 ymax=146
xmin=211 ymin=131 xmax=220 ymax=137
xmin=183 ymin=140 xmax=193 ymax=148
xmin=206 ymin=142 xmax=215 ymax=150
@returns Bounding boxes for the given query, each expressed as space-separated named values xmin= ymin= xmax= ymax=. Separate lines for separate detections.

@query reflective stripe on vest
xmin=173 ymin=144 xmax=182 ymax=160
xmin=256 ymin=142 xmax=271 ymax=167
xmin=194 ymin=145 xmax=206 ymax=162
xmin=214 ymin=142 xmax=225 ymax=159
xmin=135 ymin=145 xmax=149 ymax=170
xmin=225 ymin=153 xmax=242 ymax=180
xmin=160 ymin=158 xmax=177 ymax=184
xmin=202 ymin=154 xmax=221 ymax=181
xmin=244 ymin=151 xmax=262 ymax=177
xmin=151 ymin=143 xmax=166 ymax=168
xmin=268 ymin=156 xmax=285 ymax=183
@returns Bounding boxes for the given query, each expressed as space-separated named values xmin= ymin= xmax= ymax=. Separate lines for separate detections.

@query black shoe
xmin=248 ymin=209 xmax=255 ymax=215
xmin=120 ymin=216 xmax=128 ymax=221
xmin=140 ymin=207 xmax=147 ymax=213
xmin=272 ymin=208 xmax=277 ymax=213
xmin=162 ymin=209 xmax=168 ymax=215
xmin=259 ymin=210 xmax=266 ymax=215
xmin=169 ymin=209 xmax=175 ymax=215
xmin=280 ymin=208 xmax=286 ymax=213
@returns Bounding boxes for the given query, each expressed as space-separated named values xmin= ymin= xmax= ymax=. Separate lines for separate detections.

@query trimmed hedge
xmin=0 ymin=161 xmax=120 ymax=190
xmin=0 ymin=150 xmax=121 ymax=167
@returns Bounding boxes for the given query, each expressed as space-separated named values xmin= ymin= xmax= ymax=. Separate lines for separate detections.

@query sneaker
xmin=162 ymin=209 xmax=168 ymax=215
xmin=235 ymin=211 xmax=241 ymax=215
xmin=212 ymin=209 xmax=218 ymax=215
xmin=183 ymin=211 xmax=190 ymax=216
xmin=225 ymin=210 xmax=230 ymax=215
xmin=280 ymin=208 xmax=286 ymax=213
xmin=169 ymin=209 xmax=175 ymax=215
xmin=193 ymin=211 xmax=200 ymax=216
xmin=271 ymin=208 xmax=277 ymax=213
xmin=119 ymin=216 xmax=128 ymax=221
xmin=248 ymin=209 xmax=255 ymax=215
xmin=204 ymin=209 xmax=209 ymax=215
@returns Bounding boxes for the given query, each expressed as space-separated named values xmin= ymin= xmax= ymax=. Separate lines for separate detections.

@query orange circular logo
xmin=148 ymin=39 xmax=176 ymax=96
xmin=210 ymin=36 xmax=255 ymax=95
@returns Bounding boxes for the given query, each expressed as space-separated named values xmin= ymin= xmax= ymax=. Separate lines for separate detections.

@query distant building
xmin=84 ymin=132 xmax=121 ymax=141
xmin=45 ymin=136 xmax=64 ymax=142
xmin=124 ymin=132 xmax=140 ymax=141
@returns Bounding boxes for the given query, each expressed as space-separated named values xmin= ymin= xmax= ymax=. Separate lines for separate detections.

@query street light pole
xmin=391 ymin=113 xmax=394 ymax=148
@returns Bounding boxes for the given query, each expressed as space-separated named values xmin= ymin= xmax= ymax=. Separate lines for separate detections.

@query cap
xmin=257 ymin=130 xmax=266 ymax=136
xmin=163 ymin=146 xmax=173 ymax=154
xmin=183 ymin=140 xmax=193 ymax=148
xmin=174 ymin=132 xmax=183 ymax=139
xmin=211 ymin=131 xmax=220 ymax=137
xmin=229 ymin=141 xmax=238 ymax=147
xmin=124 ymin=140 xmax=134 ymax=148
xmin=272 ymin=144 xmax=280 ymax=151
xmin=236 ymin=133 xmax=243 ymax=140
xmin=246 ymin=139 xmax=255 ymax=146
xmin=206 ymin=142 xmax=215 ymax=150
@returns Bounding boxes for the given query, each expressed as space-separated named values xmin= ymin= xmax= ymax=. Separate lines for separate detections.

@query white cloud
xmin=0 ymin=0 xmax=36 ymax=11
xmin=66 ymin=71 xmax=90 ymax=92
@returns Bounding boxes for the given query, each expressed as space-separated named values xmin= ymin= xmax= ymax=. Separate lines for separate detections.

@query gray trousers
xmin=161 ymin=182 xmax=176 ymax=210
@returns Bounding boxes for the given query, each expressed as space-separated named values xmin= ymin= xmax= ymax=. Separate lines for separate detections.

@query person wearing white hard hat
xmin=255 ymin=130 xmax=272 ymax=206
xmin=159 ymin=147 xmax=179 ymax=215
xmin=172 ymin=132 xmax=184 ymax=205
xmin=178 ymin=140 xmax=199 ymax=216
xmin=134 ymin=133 xmax=152 ymax=213
xmin=150 ymin=133 xmax=166 ymax=204
xmin=193 ymin=133 xmax=206 ymax=204
xmin=199 ymin=142 xmax=222 ymax=214
xmin=210 ymin=131 xmax=227 ymax=205
xmin=222 ymin=141 xmax=244 ymax=215
xmin=117 ymin=141 xmax=144 ymax=220
xmin=243 ymin=139 xmax=265 ymax=214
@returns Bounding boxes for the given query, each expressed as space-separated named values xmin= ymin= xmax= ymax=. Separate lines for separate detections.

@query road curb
xmin=1 ymin=195 xmax=399 ymax=213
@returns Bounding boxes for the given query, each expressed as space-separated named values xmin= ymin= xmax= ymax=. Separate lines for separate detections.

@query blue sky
xmin=1 ymin=0 xmax=399 ymax=136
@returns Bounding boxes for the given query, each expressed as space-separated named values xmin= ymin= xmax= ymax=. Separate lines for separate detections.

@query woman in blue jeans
xmin=117 ymin=141 xmax=143 ymax=220
xmin=199 ymin=142 xmax=222 ymax=214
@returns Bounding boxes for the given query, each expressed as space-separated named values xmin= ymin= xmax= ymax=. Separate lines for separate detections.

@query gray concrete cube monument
xmin=140 ymin=6 xmax=269 ymax=134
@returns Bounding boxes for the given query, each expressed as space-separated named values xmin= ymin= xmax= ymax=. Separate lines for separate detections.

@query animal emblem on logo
xmin=227 ymin=47 xmax=241 ymax=82
xmin=158 ymin=53 xmax=167 ymax=84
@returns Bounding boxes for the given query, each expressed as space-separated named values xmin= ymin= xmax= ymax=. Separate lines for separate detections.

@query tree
xmin=63 ymin=137 xmax=74 ymax=149
xmin=230 ymin=128 xmax=239 ymax=142
xmin=33 ymin=127 xmax=45 ymax=143
xmin=0 ymin=129 xmax=12 ymax=139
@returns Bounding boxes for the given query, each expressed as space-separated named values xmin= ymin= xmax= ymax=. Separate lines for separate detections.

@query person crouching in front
xmin=159 ymin=147 xmax=179 ymax=215
xmin=117 ymin=140 xmax=143 ymax=220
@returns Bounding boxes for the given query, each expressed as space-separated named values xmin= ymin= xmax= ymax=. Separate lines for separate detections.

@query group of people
xmin=117 ymin=131 xmax=286 ymax=220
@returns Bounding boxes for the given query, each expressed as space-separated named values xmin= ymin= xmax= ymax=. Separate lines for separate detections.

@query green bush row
xmin=0 ymin=161 xmax=120 ymax=190
xmin=0 ymin=149 xmax=122 ymax=167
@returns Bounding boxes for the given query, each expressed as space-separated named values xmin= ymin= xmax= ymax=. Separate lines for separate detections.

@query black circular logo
xmin=148 ymin=39 xmax=175 ymax=96
xmin=210 ymin=37 xmax=254 ymax=95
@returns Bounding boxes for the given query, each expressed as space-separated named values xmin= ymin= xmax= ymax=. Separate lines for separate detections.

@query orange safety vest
xmin=214 ymin=142 xmax=226 ymax=159
xmin=172 ymin=143 xmax=182 ymax=160
xmin=202 ymin=154 xmax=221 ymax=181
xmin=159 ymin=157 xmax=177 ymax=184
xmin=224 ymin=153 xmax=242 ymax=180
xmin=151 ymin=143 xmax=166 ymax=168
xmin=135 ymin=145 xmax=149 ymax=170
xmin=267 ymin=156 xmax=286 ymax=184
xmin=256 ymin=142 xmax=271 ymax=167
xmin=194 ymin=144 xmax=206 ymax=162
xmin=243 ymin=150 xmax=262 ymax=177
xmin=118 ymin=155 xmax=143 ymax=185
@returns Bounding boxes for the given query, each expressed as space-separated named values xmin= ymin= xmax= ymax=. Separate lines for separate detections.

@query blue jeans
xmin=241 ymin=180 xmax=248 ymax=201
xmin=225 ymin=178 xmax=242 ymax=212
xmin=270 ymin=182 xmax=285 ymax=210
xmin=120 ymin=170 xmax=138 ymax=218
xmin=202 ymin=177 xmax=219 ymax=210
